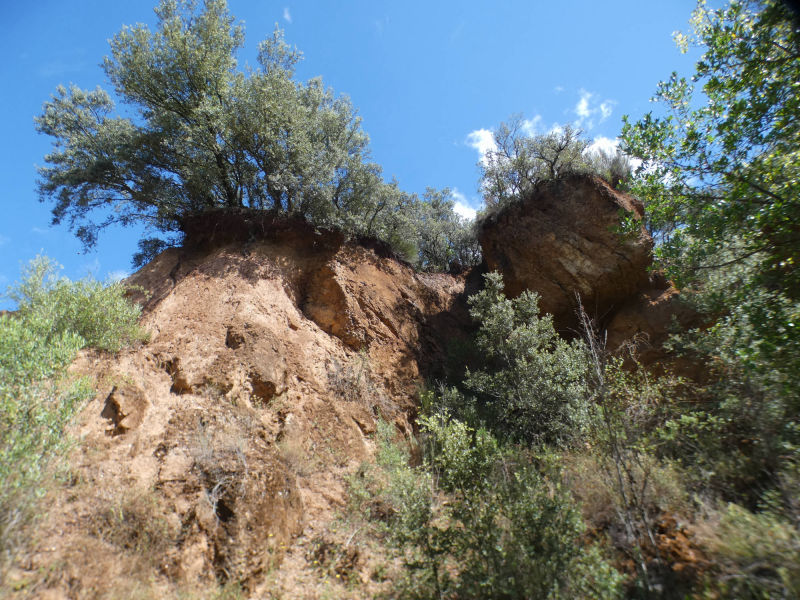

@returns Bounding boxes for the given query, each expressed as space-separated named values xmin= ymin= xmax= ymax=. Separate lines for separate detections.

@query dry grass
xmin=562 ymin=451 xmax=688 ymax=530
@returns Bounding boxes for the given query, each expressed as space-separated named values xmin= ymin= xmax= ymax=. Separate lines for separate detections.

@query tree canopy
xmin=621 ymin=0 xmax=799 ymax=294
xmin=621 ymin=0 xmax=800 ymax=383
xmin=36 ymin=0 xmax=478 ymax=270
xmin=477 ymin=117 xmax=634 ymax=210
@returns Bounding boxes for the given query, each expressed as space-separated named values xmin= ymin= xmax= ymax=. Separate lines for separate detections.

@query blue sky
xmin=0 ymin=0 xmax=699 ymax=307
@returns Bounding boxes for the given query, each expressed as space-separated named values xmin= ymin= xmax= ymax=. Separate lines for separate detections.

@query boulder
xmin=479 ymin=175 xmax=653 ymax=329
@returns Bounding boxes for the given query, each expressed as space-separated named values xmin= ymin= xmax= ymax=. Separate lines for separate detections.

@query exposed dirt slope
xmin=10 ymin=226 xmax=467 ymax=599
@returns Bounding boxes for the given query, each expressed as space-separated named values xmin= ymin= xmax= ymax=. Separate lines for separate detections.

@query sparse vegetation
xmin=0 ymin=256 xmax=145 ymax=571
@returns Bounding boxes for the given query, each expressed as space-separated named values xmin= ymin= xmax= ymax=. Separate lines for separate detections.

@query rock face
xmin=20 ymin=218 xmax=470 ymax=598
xmin=479 ymin=175 xmax=653 ymax=329
xmin=606 ymin=277 xmax=702 ymax=373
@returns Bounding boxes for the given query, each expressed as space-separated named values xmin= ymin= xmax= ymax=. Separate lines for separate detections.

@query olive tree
xmin=36 ymin=0 xmax=459 ymax=267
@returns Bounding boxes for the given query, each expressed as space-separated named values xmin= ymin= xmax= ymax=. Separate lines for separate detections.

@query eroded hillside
xmin=7 ymin=176 xmax=693 ymax=599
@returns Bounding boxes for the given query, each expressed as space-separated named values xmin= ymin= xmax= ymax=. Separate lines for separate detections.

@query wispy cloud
xmin=553 ymin=85 xmax=565 ymax=94
xmin=573 ymin=89 xmax=615 ymax=130
xmin=38 ymin=59 xmax=85 ymax=78
xmin=107 ymin=270 xmax=130 ymax=282
xmin=450 ymin=189 xmax=477 ymax=221
xmin=0 ymin=234 xmax=9 ymax=247
xmin=282 ymin=7 xmax=292 ymax=23
xmin=31 ymin=226 xmax=49 ymax=235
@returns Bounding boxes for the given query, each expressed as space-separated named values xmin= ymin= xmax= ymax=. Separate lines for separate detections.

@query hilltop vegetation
xmin=35 ymin=0 xmax=478 ymax=272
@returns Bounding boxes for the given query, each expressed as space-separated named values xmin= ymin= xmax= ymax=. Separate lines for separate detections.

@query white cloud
xmin=107 ymin=270 xmax=130 ymax=282
xmin=466 ymin=128 xmax=497 ymax=166
xmin=599 ymin=101 xmax=613 ymax=121
xmin=450 ymin=189 xmax=477 ymax=221
xmin=282 ymin=7 xmax=292 ymax=23
xmin=584 ymin=135 xmax=643 ymax=171
xmin=573 ymin=89 xmax=616 ymax=130
xmin=520 ymin=115 xmax=543 ymax=136
xmin=575 ymin=92 xmax=592 ymax=120
xmin=585 ymin=136 xmax=620 ymax=157
xmin=554 ymin=85 xmax=565 ymax=94
xmin=31 ymin=226 xmax=48 ymax=235
xmin=0 ymin=234 xmax=9 ymax=246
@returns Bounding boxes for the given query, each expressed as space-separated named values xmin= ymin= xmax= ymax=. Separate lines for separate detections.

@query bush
xmin=462 ymin=272 xmax=592 ymax=447
xmin=357 ymin=414 xmax=622 ymax=599
xmin=8 ymin=255 xmax=145 ymax=352
xmin=0 ymin=256 xmax=145 ymax=566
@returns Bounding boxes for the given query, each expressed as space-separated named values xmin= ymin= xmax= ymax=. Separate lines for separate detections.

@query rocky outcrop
xmin=479 ymin=175 xmax=653 ymax=330
xmin=16 ymin=182 xmax=697 ymax=597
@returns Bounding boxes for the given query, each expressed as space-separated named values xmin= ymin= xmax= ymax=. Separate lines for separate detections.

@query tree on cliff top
xmin=477 ymin=117 xmax=635 ymax=210
xmin=36 ymin=0 xmax=461 ymax=267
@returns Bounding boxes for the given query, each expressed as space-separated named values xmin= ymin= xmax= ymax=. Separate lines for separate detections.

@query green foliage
xmin=699 ymin=502 xmax=800 ymax=598
xmin=617 ymin=0 xmax=800 ymax=520
xmin=480 ymin=118 xmax=591 ymax=208
xmin=462 ymin=272 xmax=592 ymax=446
xmin=585 ymin=145 xmax=637 ymax=190
xmin=478 ymin=117 xmax=635 ymax=210
xmin=0 ymin=256 xmax=144 ymax=564
xmin=352 ymin=415 xmax=622 ymax=599
xmin=36 ymin=0 xmax=478 ymax=271
xmin=621 ymin=0 xmax=800 ymax=382
xmin=414 ymin=188 xmax=481 ymax=272
xmin=8 ymin=256 xmax=145 ymax=352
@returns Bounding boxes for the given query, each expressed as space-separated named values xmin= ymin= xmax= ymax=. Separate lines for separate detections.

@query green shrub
xmin=462 ymin=272 xmax=592 ymax=447
xmin=352 ymin=414 xmax=622 ymax=599
xmin=8 ymin=255 xmax=145 ymax=352
xmin=0 ymin=256 xmax=145 ymax=566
